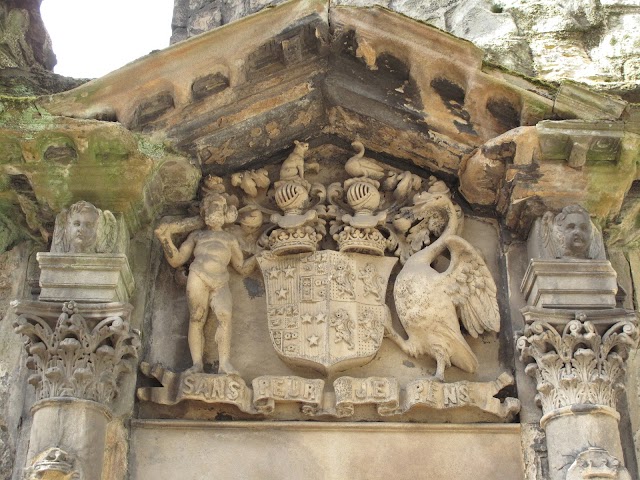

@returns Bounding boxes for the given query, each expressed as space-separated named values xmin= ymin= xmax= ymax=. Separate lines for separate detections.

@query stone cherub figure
xmin=52 ymin=200 xmax=118 ymax=254
xmin=155 ymin=193 xmax=256 ymax=374
xmin=535 ymin=204 xmax=605 ymax=260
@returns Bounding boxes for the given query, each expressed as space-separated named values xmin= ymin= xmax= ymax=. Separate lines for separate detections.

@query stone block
xmin=130 ymin=421 xmax=525 ymax=480
xmin=37 ymin=253 xmax=134 ymax=303
xmin=521 ymin=259 xmax=618 ymax=309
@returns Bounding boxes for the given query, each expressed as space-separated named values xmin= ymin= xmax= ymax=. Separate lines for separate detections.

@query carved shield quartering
xmin=258 ymin=250 xmax=397 ymax=375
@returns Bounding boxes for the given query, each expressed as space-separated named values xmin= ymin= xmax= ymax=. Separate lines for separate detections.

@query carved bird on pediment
xmin=345 ymin=141 xmax=386 ymax=180
xmin=386 ymin=192 xmax=500 ymax=381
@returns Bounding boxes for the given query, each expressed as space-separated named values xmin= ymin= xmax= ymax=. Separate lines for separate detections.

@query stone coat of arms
xmin=258 ymin=250 xmax=396 ymax=374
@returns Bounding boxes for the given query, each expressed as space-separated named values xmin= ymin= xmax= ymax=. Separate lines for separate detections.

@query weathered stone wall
xmin=171 ymin=0 xmax=640 ymax=99
xmin=0 ymin=245 xmax=31 ymax=480
xmin=0 ymin=0 xmax=85 ymax=96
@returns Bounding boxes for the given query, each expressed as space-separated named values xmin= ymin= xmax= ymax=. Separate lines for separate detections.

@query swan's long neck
xmin=406 ymin=198 xmax=458 ymax=267
xmin=351 ymin=142 xmax=365 ymax=159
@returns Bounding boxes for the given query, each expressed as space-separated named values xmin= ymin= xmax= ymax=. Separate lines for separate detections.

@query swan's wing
xmin=444 ymin=236 xmax=500 ymax=338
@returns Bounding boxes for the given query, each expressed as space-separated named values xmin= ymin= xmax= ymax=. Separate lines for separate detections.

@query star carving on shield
xmin=307 ymin=334 xmax=320 ymax=346
xmin=284 ymin=266 xmax=296 ymax=278
xmin=301 ymin=313 xmax=313 ymax=324
xmin=269 ymin=268 xmax=280 ymax=279
xmin=315 ymin=313 xmax=326 ymax=324
xmin=276 ymin=287 xmax=288 ymax=300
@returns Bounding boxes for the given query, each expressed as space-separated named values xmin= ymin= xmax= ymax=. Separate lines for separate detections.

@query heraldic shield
xmin=258 ymin=251 xmax=398 ymax=375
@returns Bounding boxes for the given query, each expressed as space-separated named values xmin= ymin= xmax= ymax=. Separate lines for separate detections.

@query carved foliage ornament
xmin=517 ymin=316 xmax=638 ymax=413
xmin=14 ymin=301 xmax=140 ymax=404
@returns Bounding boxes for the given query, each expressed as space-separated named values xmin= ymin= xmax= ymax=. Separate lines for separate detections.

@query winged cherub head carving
xmin=52 ymin=201 xmax=118 ymax=254
xmin=539 ymin=204 xmax=604 ymax=260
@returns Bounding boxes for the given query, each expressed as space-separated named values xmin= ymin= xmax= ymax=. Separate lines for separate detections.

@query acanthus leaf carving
xmin=517 ymin=313 xmax=639 ymax=414
xmin=14 ymin=301 xmax=140 ymax=404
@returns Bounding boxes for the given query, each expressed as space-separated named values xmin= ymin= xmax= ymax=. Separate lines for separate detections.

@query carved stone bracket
xmin=517 ymin=308 xmax=638 ymax=416
xmin=13 ymin=300 xmax=140 ymax=405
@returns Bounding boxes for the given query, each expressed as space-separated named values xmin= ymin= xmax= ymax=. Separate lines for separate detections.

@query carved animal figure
xmin=331 ymin=309 xmax=355 ymax=349
xmin=333 ymin=262 xmax=355 ymax=298
xmin=359 ymin=263 xmax=384 ymax=301
xmin=345 ymin=141 xmax=385 ymax=180
xmin=386 ymin=192 xmax=500 ymax=381
xmin=279 ymin=140 xmax=315 ymax=181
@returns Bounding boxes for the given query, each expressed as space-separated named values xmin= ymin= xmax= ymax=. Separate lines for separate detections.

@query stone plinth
xmin=521 ymin=259 xmax=618 ymax=309
xmin=37 ymin=253 xmax=134 ymax=303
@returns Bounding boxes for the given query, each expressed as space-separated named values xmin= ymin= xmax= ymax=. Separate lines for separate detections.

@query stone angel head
xmin=52 ymin=201 xmax=118 ymax=254
xmin=538 ymin=204 xmax=605 ymax=260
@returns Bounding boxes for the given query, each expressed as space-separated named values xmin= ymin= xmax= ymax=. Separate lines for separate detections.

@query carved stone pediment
xmin=140 ymin=139 xmax=518 ymax=422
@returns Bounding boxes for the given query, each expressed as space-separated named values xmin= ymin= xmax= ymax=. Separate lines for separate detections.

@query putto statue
xmin=155 ymin=192 xmax=256 ymax=374
xmin=52 ymin=200 xmax=118 ymax=254
xmin=533 ymin=204 xmax=604 ymax=260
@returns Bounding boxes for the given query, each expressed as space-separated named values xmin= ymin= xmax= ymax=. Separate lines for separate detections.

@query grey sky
xmin=41 ymin=0 xmax=174 ymax=78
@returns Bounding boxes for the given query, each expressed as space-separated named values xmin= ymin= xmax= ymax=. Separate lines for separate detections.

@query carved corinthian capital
xmin=516 ymin=309 xmax=638 ymax=415
xmin=13 ymin=300 xmax=140 ymax=405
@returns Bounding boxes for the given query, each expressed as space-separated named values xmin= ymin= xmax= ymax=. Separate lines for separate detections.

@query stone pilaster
xmin=13 ymin=300 xmax=139 ymax=480
xmin=517 ymin=308 xmax=638 ymax=480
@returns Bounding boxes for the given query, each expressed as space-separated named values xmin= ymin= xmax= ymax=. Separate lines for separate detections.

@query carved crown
xmin=268 ymin=227 xmax=321 ymax=256
xmin=334 ymin=226 xmax=388 ymax=256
